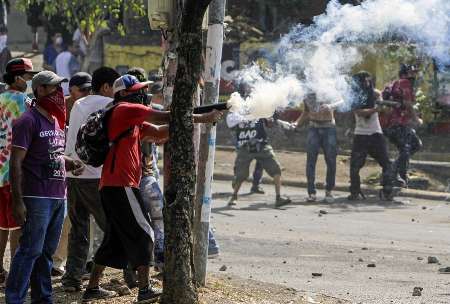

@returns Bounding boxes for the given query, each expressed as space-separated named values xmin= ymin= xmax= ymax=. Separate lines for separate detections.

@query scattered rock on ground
xmin=358 ymin=258 xmax=364 ymax=262
xmin=428 ymin=256 xmax=439 ymax=264
xmin=417 ymin=257 xmax=424 ymax=261
xmin=219 ymin=265 xmax=228 ymax=271
xmin=362 ymin=247 xmax=368 ymax=250
xmin=412 ymin=287 xmax=423 ymax=296
xmin=367 ymin=263 xmax=376 ymax=268
xmin=312 ymin=273 xmax=322 ymax=277
xmin=348 ymin=250 xmax=354 ymax=253
xmin=319 ymin=210 xmax=328 ymax=215
xmin=438 ymin=267 xmax=450 ymax=273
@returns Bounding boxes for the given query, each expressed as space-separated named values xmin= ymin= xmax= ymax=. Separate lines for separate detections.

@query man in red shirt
xmin=83 ymin=75 xmax=223 ymax=303
xmin=383 ymin=64 xmax=423 ymax=187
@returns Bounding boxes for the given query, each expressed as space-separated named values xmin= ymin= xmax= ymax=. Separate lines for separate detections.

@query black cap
xmin=69 ymin=72 xmax=92 ymax=89
xmin=399 ymin=63 xmax=418 ymax=76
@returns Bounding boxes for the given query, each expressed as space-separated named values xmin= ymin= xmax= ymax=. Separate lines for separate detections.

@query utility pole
xmin=193 ymin=0 xmax=226 ymax=286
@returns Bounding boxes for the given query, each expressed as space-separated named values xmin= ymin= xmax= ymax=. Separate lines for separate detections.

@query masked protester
xmin=348 ymin=71 xmax=394 ymax=201
xmin=43 ymin=32 xmax=64 ymax=71
xmin=6 ymin=71 xmax=85 ymax=304
xmin=227 ymin=83 xmax=292 ymax=208
xmin=124 ymin=68 xmax=165 ymax=284
xmin=293 ymin=91 xmax=343 ymax=203
xmin=84 ymin=74 xmax=222 ymax=303
xmin=0 ymin=58 xmax=38 ymax=285
xmin=382 ymin=64 xmax=423 ymax=187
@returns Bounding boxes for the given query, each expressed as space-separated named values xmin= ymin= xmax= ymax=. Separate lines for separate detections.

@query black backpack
xmin=75 ymin=103 xmax=132 ymax=168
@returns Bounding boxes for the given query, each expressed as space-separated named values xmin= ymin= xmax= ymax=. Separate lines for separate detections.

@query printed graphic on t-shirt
xmin=41 ymin=129 xmax=65 ymax=180
xmin=235 ymin=120 xmax=267 ymax=148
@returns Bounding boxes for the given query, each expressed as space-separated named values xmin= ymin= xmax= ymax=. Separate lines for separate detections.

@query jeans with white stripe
xmin=95 ymin=187 xmax=153 ymax=269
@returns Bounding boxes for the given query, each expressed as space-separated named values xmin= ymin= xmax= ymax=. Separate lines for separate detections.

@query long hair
xmin=352 ymin=71 xmax=375 ymax=109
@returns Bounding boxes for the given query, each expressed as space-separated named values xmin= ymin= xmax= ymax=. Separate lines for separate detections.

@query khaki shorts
xmin=233 ymin=145 xmax=281 ymax=184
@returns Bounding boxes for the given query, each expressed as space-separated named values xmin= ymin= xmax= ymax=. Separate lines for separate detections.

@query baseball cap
xmin=32 ymin=71 xmax=68 ymax=91
xmin=113 ymin=74 xmax=153 ymax=95
xmin=69 ymin=72 xmax=92 ymax=89
xmin=6 ymin=58 xmax=40 ymax=75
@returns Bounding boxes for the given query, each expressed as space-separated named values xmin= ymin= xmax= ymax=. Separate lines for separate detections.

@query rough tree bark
xmin=161 ymin=0 xmax=213 ymax=303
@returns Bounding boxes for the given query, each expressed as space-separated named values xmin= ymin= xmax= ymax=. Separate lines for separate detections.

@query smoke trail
xmin=229 ymin=0 xmax=450 ymax=119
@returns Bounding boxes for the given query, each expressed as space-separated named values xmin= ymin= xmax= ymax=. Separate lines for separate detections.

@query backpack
xmin=75 ymin=103 xmax=132 ymax=167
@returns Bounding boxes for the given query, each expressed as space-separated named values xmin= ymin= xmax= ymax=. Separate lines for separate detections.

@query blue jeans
xmin=6 ymin=198 xmax=65 ymax=304
xmin=208 ymin=228 xmax=219 ymax=251
xmin=252 ymin=161 xmax=264 ymax=189
xmin=306 ymin=127 xmax=337 ymax=195
xmin=384 ymin=125 xmax=422 ymax=183
xmin=140 ymin=176 xmax=164 ymax=266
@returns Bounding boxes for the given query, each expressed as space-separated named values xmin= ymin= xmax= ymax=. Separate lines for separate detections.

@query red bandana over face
xmin=38 ymin=87 xmax=66 ymax=129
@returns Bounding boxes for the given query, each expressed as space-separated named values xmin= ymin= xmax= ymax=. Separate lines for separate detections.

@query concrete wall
xmin=7 ymin=0 xmax=46 ymax=48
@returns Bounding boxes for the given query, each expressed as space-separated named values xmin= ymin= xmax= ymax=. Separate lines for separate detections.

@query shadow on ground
xmin=212 ymin=191 xmax=410 ymax=214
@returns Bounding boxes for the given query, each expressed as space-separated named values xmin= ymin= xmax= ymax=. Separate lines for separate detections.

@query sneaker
xmin=82 ymin=287 xmax=117 ymax=303
xmin=324 ymin=191 xmax=334 ymax=203
xmin=228 ymin=195 xmax=238 ymax=207
xmin=307 ymin=194 xmax=317 ymax=202
xmin=439 ymin=267 xmax=450 ymax=274
xmin=250 ymin=186 xmax=265 ymax=194
xmin=347 ymin=192 xmax=366 ymax=201
xmin=393 ymin=176 xmax=407 ymax=188
xmin=208 ymin=246 xmax=220 ymax=258
xmin=137 ymin=286 xmax=162 ymax=303
xmin=275 ymin=195 xmax=291 ymax=208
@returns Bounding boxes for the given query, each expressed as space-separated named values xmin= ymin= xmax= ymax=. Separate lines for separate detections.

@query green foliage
xmin=17 ymin=0 xmax=146 ymax=34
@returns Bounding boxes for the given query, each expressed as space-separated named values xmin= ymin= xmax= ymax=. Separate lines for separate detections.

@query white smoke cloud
xmin=229 ymin=0 xmax=450 ymax=119
xmin=228 ymin=75 xmax=303 ymax=120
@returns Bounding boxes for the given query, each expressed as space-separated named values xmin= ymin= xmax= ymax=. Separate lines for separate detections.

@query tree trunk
xmin=161 ymin=0 xmax=212 ymax=303
xmin=81 ymin=27 xmax=109 ymax=73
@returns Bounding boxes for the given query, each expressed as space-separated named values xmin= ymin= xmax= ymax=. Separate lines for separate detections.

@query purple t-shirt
xmin=12 ymin=107 xmax=66 ymax=199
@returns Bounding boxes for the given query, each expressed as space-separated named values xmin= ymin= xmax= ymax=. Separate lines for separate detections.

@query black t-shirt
xmin=234 ymin=119 xmax=267 ymax=148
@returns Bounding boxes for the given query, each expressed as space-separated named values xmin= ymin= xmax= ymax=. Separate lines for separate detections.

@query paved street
xmin=208 ymin=180 xmax=450 ymax=304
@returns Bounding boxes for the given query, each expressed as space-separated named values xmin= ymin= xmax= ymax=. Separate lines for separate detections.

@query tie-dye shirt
xmin=0 ymin=90 xmax=30 ymax=186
